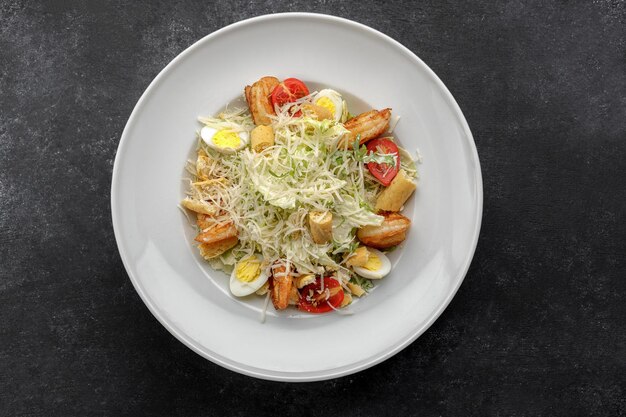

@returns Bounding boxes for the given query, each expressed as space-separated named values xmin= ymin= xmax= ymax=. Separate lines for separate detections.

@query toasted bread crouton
xmin=309 ymin=211 xmax=333 ymax=244
xmin=251 ymin=125 xmax=275 ymax=152
xmin=345 ymin=246 xmax=369 ymax=268
xmin=340 ymin=291 xmax=353 ymax=307
xmin=346 ymin=282 xmax=366 ymax=297
xmin=296 ymin=274 xmax=316 ymax=289
xmin=375 ymin=169 xmax=417 ymax=212
xmin=301 ymin=103 xmax=333 ymax=120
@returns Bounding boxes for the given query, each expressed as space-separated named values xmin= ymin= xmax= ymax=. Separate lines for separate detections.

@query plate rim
xmin=111 ymin=12 xmax=483 ymax=382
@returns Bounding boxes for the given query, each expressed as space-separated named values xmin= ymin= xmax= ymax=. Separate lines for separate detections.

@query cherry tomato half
xmin=270 ymin=78 xmax=310 ymax=110
xmin=366 ymin=137 xmax=400 ymax=186
xmin=298 ymin=277 xmax=344 ymax=314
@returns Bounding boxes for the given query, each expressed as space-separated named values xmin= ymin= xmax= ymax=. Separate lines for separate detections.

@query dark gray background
xmin=1 ymin=1 xmax=625 ymax=416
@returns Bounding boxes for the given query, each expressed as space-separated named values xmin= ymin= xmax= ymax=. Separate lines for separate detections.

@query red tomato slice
xmin=366 ymin=137 xmax=400 ymax=186
xmin=270 ymin=78 xmax=310 ymax=111
xmin=298 ymin=277 xmax=344 ymax=314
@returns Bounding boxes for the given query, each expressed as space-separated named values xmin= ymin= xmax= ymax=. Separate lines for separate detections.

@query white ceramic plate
xmin=111 ymin=13 xmax=482 ymax=381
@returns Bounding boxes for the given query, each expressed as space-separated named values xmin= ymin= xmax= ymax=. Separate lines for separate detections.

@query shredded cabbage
xmin=186 ymin=100 xmax=416 ymax=276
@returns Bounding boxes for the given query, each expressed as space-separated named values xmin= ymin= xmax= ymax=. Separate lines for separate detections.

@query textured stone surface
xmin=1 ymin=1 xmax=625 ymax=416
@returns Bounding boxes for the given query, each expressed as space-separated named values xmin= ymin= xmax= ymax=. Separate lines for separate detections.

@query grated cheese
xmin=193 ymin=107 xmax=385 ymax=273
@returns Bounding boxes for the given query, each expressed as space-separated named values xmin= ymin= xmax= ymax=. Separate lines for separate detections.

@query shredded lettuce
xmin=350 ymin=275 xmax=374 ymax=292
xmin=192 ymin=107 xmax=384 ymax=274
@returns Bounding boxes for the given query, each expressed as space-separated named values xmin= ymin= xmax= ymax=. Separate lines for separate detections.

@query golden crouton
xmin=346 ymin=282 xmax=366 ymax=297
xmin=251 ymin=125 xmax=275 ymax=152
xmin=195 ymin=221 xmax=238 ymax=259
xmin=296 ymin=274 xmax=316 ymax=289
xmin=345 ymin=246 xmax=369 ymax=267
xmin=308 ymin=211 xmax=333 ymax=244
xmin=181 ymin=197 xmax=217 ymax=216
xmin=245 ymin=76 xmax=280 ymax=125
xmin=342 ymin=108 xmax=391 ymax=148
xmin=357 ymin=212 xmax=411 ymax=249
xmin=375 ymin=169 xmax=417 ymax=212
xmin=340 ymin=291 xmax=353 ymax=307
xmin=301 ymin=103 xmax=333 ymax=120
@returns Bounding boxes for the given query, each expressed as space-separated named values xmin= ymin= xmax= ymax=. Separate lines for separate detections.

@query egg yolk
xmin=315 ymin=97 xmax=336 ymax=116
xmin=235 ymin=258 xmax=262 ymax=283
xmin=363 ymin=253 xmax=382 ymax=271
xmin=212 ymin=130 xmax=241 ymax=148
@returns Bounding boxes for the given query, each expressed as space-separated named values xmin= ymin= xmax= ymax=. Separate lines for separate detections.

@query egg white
xmin=229 ymin=256 xmax=269 ymax=297
xmin=352 ymin=248 xmax=391 ymax=279
xmin=201 ymin=126 xmax=249 ymax=153
xmin=313 ymin=89 xmax=344 ymax=122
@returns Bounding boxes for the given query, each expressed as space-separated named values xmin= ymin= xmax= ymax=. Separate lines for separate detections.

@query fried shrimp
xmin=245 ymin=76 xmax=280 ymax=125
xmin=343 ymin=108 xmax=391 ymax=148
xmin=356 ymin=212 xmax=411 ymax=249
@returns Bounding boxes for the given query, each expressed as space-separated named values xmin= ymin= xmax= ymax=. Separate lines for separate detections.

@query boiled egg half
xmin=201 ymin=126 xmax=249 ymax=153
xmin=312 ymin=89 xmax=344 ymax=122
xmin=352 ymin=248 xmax=391 ymax=279
xmin=229 ymin=255 xmax=269 ymax=296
